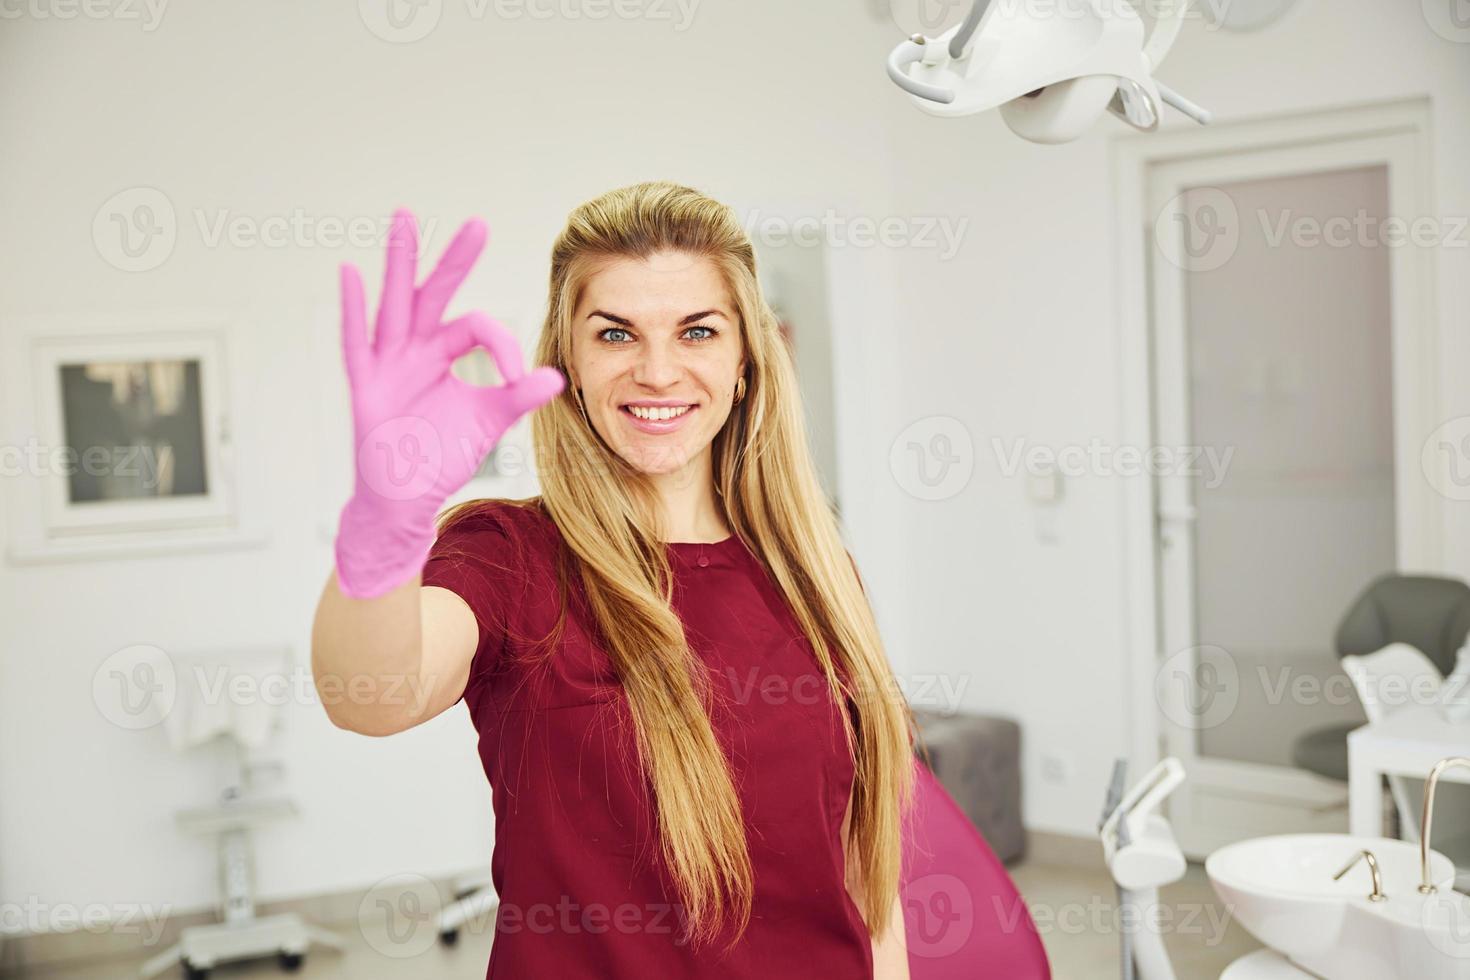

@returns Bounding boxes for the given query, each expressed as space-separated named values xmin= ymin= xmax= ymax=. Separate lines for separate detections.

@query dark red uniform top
xmin=421 ymin=499 xmax=872 ymax=979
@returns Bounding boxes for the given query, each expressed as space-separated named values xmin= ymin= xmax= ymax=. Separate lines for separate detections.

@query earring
xmin=733 ymin=375 xmax=747 ymax=405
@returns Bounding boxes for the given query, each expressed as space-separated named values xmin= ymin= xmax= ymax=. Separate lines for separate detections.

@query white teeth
xmin=628 ymin=405 xmax=690 ymax=421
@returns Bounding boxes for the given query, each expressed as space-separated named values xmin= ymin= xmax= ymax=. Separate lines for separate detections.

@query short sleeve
xmin=421 ymin=504 xmax=527 ymax=702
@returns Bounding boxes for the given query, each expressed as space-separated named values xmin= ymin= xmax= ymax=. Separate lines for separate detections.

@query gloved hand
xmin=333 ymin=209 xmax=565 ymax=599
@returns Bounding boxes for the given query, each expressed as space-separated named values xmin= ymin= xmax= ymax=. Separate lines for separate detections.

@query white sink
xmin=1207 ymin=834 xmax=1470 ymax=979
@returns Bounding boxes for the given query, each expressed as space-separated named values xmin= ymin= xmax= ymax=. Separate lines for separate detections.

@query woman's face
xmin=568 ymin=250 xmax=746 ymax=479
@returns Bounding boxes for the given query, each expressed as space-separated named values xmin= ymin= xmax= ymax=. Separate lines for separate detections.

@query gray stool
xmin=912 ymin=708 xmax=1025 ymax=864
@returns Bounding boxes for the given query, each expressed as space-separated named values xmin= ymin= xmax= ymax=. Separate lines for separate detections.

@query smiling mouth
xmin=621 ymin=404 xmax=695 ymax=421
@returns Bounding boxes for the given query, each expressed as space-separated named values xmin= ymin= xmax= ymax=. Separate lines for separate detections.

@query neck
xmin=649 ymin=449 xmax=729 ymax=542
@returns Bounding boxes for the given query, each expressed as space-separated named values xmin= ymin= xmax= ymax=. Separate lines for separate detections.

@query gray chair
xmin=1292 ymin=573 xmax=1470 ymax=785
xmin=911 ymin=708 xmax=1026 ymax=864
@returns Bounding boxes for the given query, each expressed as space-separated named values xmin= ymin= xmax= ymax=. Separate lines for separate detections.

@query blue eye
xmin=596 ymin=325 xmax=718 ymax=344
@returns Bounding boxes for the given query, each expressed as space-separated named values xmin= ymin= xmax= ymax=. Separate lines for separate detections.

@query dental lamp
xmin=887 ymin=0 xmax=1212 ymax=144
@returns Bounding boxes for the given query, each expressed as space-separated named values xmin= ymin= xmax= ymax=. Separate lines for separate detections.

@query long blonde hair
xmin=439 ymin=181 xmax=914 ymax=947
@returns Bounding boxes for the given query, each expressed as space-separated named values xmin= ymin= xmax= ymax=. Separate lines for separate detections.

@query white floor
xmin=9 ymin=857 xmax=1257 ymax=980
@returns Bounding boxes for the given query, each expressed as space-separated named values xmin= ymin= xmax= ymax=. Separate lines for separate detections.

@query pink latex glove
xmin=333 ymin=209 xmax=565 ymax=599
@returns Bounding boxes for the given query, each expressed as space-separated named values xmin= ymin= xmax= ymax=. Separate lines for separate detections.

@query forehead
xmin=575 ymin=251 xmax=732 ymax=322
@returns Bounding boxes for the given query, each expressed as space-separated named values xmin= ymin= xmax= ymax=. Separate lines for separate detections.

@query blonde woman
xmin=312 ymin=182 xmax=916 ymax=978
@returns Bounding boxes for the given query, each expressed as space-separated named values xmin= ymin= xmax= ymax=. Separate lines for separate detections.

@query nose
xmin=630 ymin=338 xmax=684 ymax=390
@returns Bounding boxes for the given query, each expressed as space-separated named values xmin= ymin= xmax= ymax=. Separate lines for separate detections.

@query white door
xmin=1145 ymin=130 xmax=1440 ymax=856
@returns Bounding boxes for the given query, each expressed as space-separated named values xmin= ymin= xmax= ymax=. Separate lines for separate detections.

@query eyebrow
xmin=586 ymin=309 xmax=729 ymax=327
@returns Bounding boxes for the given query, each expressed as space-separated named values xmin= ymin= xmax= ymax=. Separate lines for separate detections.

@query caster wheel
xmin=439 ymin=928 xmax=460 ymax=947
xmin=182 ymin=960 xmax=209 ymax=980
xmin=278 ymin=951 xmax=304 ymax=972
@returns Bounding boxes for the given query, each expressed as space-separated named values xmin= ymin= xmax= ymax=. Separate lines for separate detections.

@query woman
xmin=311 ymin=181 xmax=916 ymax=978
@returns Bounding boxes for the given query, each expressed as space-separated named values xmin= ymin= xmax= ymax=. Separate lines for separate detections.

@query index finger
xmin=413 ymin=218 xmax=488 ymax=336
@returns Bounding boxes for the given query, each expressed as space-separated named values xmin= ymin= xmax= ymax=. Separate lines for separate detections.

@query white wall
xmin=0 ymin=0 xmax=1466 ymax=927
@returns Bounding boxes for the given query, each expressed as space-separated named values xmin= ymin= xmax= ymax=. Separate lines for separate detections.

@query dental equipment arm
xmin=887 ymin=0 xmax=1212 ymax=142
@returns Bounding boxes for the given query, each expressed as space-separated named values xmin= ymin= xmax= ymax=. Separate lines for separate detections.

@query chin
xmin=613 ymin=438 xmax=710 ymax=479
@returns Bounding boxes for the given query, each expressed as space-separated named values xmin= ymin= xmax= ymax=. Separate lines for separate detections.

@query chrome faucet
xmin=1335 ymin=849 xmax=1388 ymax=901
xmin=1419 ymin=756 xmax=1470 ymax=894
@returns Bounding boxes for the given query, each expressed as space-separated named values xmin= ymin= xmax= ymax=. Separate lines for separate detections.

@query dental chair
xmin=902 ymin=757 xmax=1050 ymax=978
